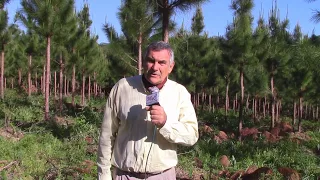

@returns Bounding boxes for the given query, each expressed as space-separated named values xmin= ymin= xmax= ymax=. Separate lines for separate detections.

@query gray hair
xmin=143 ymin=41 xmax=174 ymax=64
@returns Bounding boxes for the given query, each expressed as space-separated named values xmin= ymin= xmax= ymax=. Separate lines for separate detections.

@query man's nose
xmin=152 ymin=62 xmax=160 ymax=70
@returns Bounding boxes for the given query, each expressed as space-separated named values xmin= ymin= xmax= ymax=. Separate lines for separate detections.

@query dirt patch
xmin=0 ymin=127 xmax=24 ymax=141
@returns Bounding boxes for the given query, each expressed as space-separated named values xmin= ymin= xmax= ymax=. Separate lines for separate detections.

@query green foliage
xmin=303 ymin=128 xmax=320 ymax=151
xmin=0 ymin=132 xmax=96 ymax=179
xmin=2 ymin=0 xmax=320 ymax=179
xmin=0 ymin=89 xmax=319 ymax=179
xmin=0 ymin=89 xmax=43 ymax=122
xmin=191 ymin=6 xmax=204 ymax=35
xmin=172 ymin=34 xmax=220 ymax=93
xmin=178 ymin=111 xmax=320 ymax=179
xmin=0 ymin=9 xmax=9 ymax=50
xmin=0 ymin=91 xmax=102 ymax=178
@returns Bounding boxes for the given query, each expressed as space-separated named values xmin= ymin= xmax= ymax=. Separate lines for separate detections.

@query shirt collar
xmin=142 ymin=74 xmax=167 ymax=90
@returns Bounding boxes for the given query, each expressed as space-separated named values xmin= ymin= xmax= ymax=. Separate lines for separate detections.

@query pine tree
xmin=0 ymin=0 xmax=11 ymax=9
xmin=149 ymin=0 xmax=209 ymax=42
xmin=0 ymin=1 xmax=11 ymax=98
xmin=18 ymin=0 xmax=76 ymax=120
xmin=265 ymin=3 xmax=291 ymax=128
xmin=226 ymin=0 xmax=254 ymax=139
xmin=5 ymin=25 xmax=27 ymax=90
xmin=52 ymin=6 xmax=77 ymax=113
xmin=118 ymin=0 xmax=154 ymax=75
xmin=0 ymin=1 xmax=10 ymax=99
xmin=103 ymin=23 xmax=138 ymax=80
xmin=288 ymin=25 xmax=316 ymax=131
xmin=24 ymin=33 xmax=40 ymax=96
xmin=191 ymin=5 xmax=204 ymax=36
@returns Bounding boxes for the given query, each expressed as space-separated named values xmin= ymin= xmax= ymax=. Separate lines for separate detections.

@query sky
xmin=6 ymin=0 xmax=320 ymax=44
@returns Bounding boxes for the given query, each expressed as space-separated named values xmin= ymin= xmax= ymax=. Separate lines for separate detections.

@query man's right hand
xmin=146 ymin=105 xmax=167 ymax=128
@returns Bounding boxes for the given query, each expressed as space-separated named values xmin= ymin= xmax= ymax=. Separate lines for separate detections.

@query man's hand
xmin=145 ymin=105 xmax=167 ymax=128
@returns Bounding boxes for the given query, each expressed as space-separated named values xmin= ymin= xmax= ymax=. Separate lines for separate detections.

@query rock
xmin=219 ymin=155 xmax=230 ymax=168
xmin=278 ymin=167 xmax=300 ymax=180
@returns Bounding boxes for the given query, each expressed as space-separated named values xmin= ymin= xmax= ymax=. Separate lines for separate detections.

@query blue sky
xmin=7 ymin=0 xmax=320 ymax=44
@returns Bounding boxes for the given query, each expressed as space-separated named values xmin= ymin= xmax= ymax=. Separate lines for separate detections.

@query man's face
xmin=143 ymin=49 xmax=175 ymax=85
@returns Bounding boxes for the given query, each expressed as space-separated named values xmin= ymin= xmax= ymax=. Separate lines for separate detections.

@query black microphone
xmin=146 ymin=86 xmax=160 ymax=106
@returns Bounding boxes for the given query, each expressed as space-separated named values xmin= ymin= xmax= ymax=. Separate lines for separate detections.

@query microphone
xmin=146 ymin=86 xmax=160 ymax=106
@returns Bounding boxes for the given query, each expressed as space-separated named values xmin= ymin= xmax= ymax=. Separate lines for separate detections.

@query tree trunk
xmin=81 ymin=72 xmax=85 ymax=106
xmin=276 ymin=101 xmax=279 ymax=123
xmin=28 ymin=55 xmax=32 ymax=96
xmin=40 ymin=76 xmax=43 ymax=94
xmin=64 ymin=76 xmax=67 ymax=96
xmin=312 ymin=106 xmax=315 ymax=120
xmin=225 ymin=81 xmax=229 ymax=121
xmin=216 ymin=89 xmax=220 ymax=109
xmin=211 ymin=91 xmax=215 ymax=113
xmin=246 ymin=94 xmax=250 ymax=110
xmin=317 ymin=106 xmax=319 ymax=121
xmin=263 ymin=98 xmax=266 ymax=117
xmin=138 ymin=33 xmax=142 ymax=75
xmin=309 ymin=104 xmax=312 ymax=120
xmin=298 ymin=96 xmax=303 ymax=132
xmin=293 ymin=101 xmax=296 ymax=126
xmin=59 ymin=54 xmax=63 ymax=114
xmin=42 ymin=65 xmax=45 ymax=96
xmin=254 ymin=97 xmax=257 ymax=123
xmin=238 ymin=66 xmax=244 ymax=140
xmin=88 ymin=75 xmax=91 ymax=102
xmin=44 ymin=36 xmax=51 ymax=121
xmin=270 ymin=73 xmax=275 ymax=128
xmin=310 ymin=105 xmax=313 ymax=120
xmin=279 ymin=101 xmax=281 ymax=122
xmin=0 ymin=50 xmax=4 ymax=99
xmin=54 ymin=71 xmax=57 ymax=98
xmin=209 ymin=94 xmax=212 ymax=110
xmin=66 ymin=79 xmax=69 ymax=96
xmin=251 ymin=98 xmax=255 ymax=121
xmin=193 ymin=93 xmax=196 ymax=108
xmin=162 ymin=0 xmax=170 ymax=43
xmin=304 ymin=103 xmax=308 ymax=119
xmin=235 ymin=93 xmax=238 ymax=110
xmin=72 ymin=65 xmax=76 ymax=106
xmin=35 ymin=72 xmax=38 ymax=90
xmin=197 ymin=93 xmax=200 ymax=109
xmin=18 ymin=68 xmax=22 ymax=87
xmin=259 ymin=98 xmax=262 ymax=116
xmin=202 ymin=91 xmax=205 ymax=106
xmin=93 ymin=72 xmax=97 ymax=97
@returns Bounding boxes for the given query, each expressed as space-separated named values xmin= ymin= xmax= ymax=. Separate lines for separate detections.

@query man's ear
xmin=168 ymin=62 xmax=175 ymax=73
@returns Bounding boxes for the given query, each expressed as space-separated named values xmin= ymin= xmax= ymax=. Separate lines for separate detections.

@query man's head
xmin=143 ymin=41 xmax=175 ymax=86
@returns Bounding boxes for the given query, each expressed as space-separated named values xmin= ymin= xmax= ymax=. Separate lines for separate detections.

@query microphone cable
xmin=144 ymin=125 xmax=157 ymax=180
xmin=144 ymin=86 xmax=159 ymax=179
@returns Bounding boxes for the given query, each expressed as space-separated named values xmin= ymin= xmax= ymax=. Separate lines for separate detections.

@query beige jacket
xmin=97 ymin=75 xmax=198 ymax=180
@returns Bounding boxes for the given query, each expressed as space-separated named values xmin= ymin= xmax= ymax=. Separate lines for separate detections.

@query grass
xmin=0 ymin=89 xmax=319 ymax=179
xmin=0 ymin=89 xmax=101 ymax=179
xmin=178 ymin=110 xmax=320 ymax=179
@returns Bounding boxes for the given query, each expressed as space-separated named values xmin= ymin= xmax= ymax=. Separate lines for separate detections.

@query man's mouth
xmin=149 ymin=72 xmax=160 ymax=77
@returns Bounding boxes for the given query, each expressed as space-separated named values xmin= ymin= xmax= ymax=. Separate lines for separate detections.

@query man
xmin=97 ymin=41 xmax=198 ymax=180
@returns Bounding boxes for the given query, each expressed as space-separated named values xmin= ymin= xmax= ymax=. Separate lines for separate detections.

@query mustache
xmin=147 ymin=70 xmax=160 ymax=76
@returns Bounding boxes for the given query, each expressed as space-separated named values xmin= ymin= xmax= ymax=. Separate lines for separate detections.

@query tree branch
xmin=0 ymin=161 xmax=18 ymax=172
